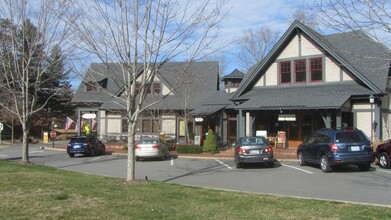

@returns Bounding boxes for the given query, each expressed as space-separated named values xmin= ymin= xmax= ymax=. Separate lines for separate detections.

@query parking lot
xmin=1 ymin=142 xmax=391 ymax=207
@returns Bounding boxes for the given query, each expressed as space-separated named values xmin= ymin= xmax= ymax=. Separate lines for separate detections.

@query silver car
xmin=135 ymin=138 xmax=170 ymax=161
xmin=235 ymin=136 xmax=274 ymax=168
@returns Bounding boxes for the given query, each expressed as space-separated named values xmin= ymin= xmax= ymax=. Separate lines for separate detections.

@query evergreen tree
xmin=203 ymin=128 xmax=218 ymax=153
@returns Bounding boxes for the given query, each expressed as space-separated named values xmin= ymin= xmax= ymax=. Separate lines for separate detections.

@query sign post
xmin=50 ymin=130 xmax=56 ymax=148
xmin=0 ymin=122 xmax=3 ymax=145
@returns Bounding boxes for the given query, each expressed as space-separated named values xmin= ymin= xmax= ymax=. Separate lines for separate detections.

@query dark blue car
xmin=297 ymin=128 xmax=374 ymax=172
xmin=67 ymin=136 xmax=106 ymax=157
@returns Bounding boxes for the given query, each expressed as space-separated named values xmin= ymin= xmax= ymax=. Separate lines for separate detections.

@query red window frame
xmin=310 ymin=58 xmax=322 ymax=82
xmin=152 ymin=83 xmax=161 ymax=95
xmin=280 ymin=61 xmax=291 ymax=84
xmin=295 ymin=59 xmax=306 ymax=83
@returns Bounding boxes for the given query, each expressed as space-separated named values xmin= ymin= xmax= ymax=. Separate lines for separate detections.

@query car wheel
xmin=68 ymin=153 xmax=74 ymax=158
xmin=298 ymin=152 xmax=306 ymax=166
xmin=268 ymin=162 xmax=274 ymax=168
xmin=358 ymin=163 xmax=371 ymax=171
xmin=379 ymin=152 xmax=390 ymax=169
xmin=136 ymin=157 xmax=140 ymax=161
xmin=101 ymin=147 xmax=106 ymax=155
xmin=236 ymin=162 xmax=242 ymax=169
xmin=320 ymin=155 xmax=332 ymax=173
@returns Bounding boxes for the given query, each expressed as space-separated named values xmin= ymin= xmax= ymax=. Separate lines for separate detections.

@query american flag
xmin=65 ymin=117 xmax=74 ymax=131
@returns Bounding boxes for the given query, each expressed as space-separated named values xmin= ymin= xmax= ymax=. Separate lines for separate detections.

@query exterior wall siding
xmin=352 ymin=103 xmax=372 ymax=139
xmin=301 ymin=35 xmax=322 ymax=56
xmin=278 ymin=35 xmax=299 ymax=59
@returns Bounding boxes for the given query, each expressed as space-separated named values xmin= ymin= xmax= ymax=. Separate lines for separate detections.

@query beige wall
xmin=352 ymin=103 xmax=372 ymax=138
xmin=278 ymin=35 xmax=299 ymax=59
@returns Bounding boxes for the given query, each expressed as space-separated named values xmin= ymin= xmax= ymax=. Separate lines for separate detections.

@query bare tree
xmin=69 ymin=0 xmax=227 ymax=181
xmin=0 ymin=0 xmax=74 ymax=163
xmin=312 ymin=0 xmax=390 ymax=43
xmin=289 ymin=8 xmax=319 ymax=30
xmin=235 ymin=26 xmax=280 ymax=70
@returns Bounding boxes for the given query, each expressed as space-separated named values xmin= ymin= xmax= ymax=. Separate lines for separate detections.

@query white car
xmin=135 ymin=138 xmax=170 ymax=161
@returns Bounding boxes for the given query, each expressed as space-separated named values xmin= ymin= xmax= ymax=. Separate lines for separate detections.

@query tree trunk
xmin=126 ymin=120 xmax=137 ymax=181
xmin=21 ymin=128 xmax=29 ymax=163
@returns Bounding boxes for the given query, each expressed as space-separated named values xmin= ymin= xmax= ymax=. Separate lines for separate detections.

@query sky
xmin=217 ymin=0 xmax=315 ymax=76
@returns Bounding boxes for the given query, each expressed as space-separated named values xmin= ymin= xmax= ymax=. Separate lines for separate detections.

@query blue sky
xmin=218 ymin=0 xmax=315 ymax=75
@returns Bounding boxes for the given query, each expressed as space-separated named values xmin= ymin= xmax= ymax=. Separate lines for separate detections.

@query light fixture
xmin=369 ymin=94 xmax=375 ymax=104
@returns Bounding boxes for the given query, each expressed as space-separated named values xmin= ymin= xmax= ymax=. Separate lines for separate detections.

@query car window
xmin=336 ymin=131 xmax=367 ymax=143
xmin=140 ymin=139 xmax=158 ymax=144
xmin=316 ymin=133 xmax=330 ymax=143
xmin=240 ymin=137 xmax=265 ymax=145
xmin=70 ymin=138 xmax=86 ymax=143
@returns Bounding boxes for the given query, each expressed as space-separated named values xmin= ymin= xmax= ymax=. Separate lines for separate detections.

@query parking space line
xmin=376 ymin=169 xmax=391 ymax=174
xmin=281 ymin=163 xmax=314 ymax=174
xmin=30 ymin=151 xmax=43 ymax=154
xmin=91 ymin=156 xmax=104 ymax=161
xmin=215 ymin=159 xmax=232 ymax=170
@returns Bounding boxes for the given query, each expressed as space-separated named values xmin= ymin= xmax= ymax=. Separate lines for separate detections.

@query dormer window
xmin=280 ymin=61 xmax=291 ymax=84
xmin=279 ymin=57 xmax=323 ymax=84
xmin=136 ymin=82 xmax=161 ymax=95
xmin=295 ymin=60 xmax=306 ymax=83
xmin=310 ymin=58 xmax=323 ymax=82
xmin=153 ymin=83 xmax=161 ymax=95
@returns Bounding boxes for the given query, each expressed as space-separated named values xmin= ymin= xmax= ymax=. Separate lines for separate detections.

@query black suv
xmin=297 ymin=128 xmax=374 ymax=172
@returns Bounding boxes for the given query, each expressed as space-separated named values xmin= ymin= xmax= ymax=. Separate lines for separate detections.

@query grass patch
xmin=1 ymin=159 xmax=390 ymax=219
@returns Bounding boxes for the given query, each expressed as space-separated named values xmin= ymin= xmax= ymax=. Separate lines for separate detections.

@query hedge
xmin=176 ymin=145 xmax=203 ymax=154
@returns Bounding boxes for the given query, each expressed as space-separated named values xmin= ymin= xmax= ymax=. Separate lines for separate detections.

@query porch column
xmin=246 ymin=111 xmax=251 ymax=136
xmin=336 ymin=111 xmax=341 ymax=128
xmin=238 ymin=109 xmax=245 ymax=138
xmin=374 ymin=103 xmax=380 ymax=140
xmin=322 ymin=113 xmax=331 ymax=128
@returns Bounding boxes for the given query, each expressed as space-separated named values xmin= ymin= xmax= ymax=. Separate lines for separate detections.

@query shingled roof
xmin=72 ymin=62 xmax=220 ymax=111
xmin=231 ymin=20 xmax=390 ymax=109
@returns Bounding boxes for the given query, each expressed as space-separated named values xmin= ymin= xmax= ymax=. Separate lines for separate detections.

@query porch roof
xmin=235 ymin=83 xmax=372 ymax=110
xmin=189 ymin=104 xmax=227 ymax=116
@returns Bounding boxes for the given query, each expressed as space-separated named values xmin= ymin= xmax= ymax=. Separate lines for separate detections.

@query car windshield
xmin=240 ymin=137 xmax=266 ymax=145
xmin=140 ymin=139 xmax=159 ymax=144
xmin=336 ymin=131 xmax=368 ymax=143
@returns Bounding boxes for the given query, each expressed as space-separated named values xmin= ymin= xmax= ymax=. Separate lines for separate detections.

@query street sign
xmin=82 ymin=113 xmax=96 ymax=119
xmin=50 ymin=130 xmax=57 ymax=138
xmin=0 ymin=122 xmax=3 ymax=131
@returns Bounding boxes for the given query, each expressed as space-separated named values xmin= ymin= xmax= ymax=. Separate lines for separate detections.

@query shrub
xmin=203 ymin=129 xmax=218 ymax=153
xmin=176 ymin=145 xmax=203 ymax=154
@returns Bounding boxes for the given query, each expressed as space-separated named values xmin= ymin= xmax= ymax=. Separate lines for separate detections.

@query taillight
xmin=237 ymin=147 xmax=245 ymax=153
xmin=134 ymin=145 xmax=141 ymax=149
xmin=264 ymin=147 xmax=273 ymax=153
xmin=83 ymin=143 xmax=89 ymax=147
xmin=152 ymin=145 xmax=160 ymax=149
xmin=329 ymin=143 xmax=338 ymax=152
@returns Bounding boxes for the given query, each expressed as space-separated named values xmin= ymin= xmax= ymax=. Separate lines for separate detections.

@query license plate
xmin=74 ymin=145 xmax=80 ymax=149
xmin=250 ymin=150 xmax=260 ymax=155
xmin=350 ymin=146 xmax=360 ymax=151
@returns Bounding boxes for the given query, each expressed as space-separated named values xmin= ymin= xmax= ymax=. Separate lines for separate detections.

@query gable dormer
xmin=254 ymin=32 xmax=354 ymax=87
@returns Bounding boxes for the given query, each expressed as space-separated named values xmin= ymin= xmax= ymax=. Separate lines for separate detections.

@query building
xmin=231 ymin=20 xmax=391 ymax=148
xmin=71 ymin=62 xmax=221 ymax=143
